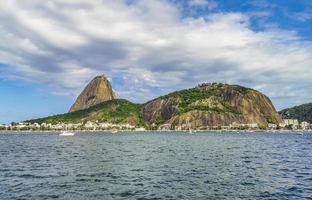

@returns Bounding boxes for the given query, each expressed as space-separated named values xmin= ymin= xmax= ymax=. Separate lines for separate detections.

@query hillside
xmin=27 ymin=81 xmax=282 ymax=129
xmin=27 ymin=99 xmax=145 ymax=126
xmin=279 ymin=103 xmax=312 ymax=123
xmin=143 ymin=83 xmax=282 ymax=129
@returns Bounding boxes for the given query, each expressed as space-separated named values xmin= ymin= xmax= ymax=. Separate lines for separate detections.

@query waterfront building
xmin=283 ymin=119 xmax=299 ymax=126
xmin=300 ymin=121 xmax=310 ymax=130
xmin=159 ymin=123 xmax=171 ymax=131
xmin=135 ymin=127 xmax=146 ymax=131
xmin=84 ymin=121 xmax=98 ymax=130
xmin=268 ymin=123 xmax=277 ymax=129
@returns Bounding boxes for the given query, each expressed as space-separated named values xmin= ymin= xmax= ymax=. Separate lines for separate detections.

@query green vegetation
xmin=264 ymin=115 xmax=275 ymax=124
xmin=155 ymin=115 xmax=166 ymax=126
xmin=27 ymin=99 xmax=146 ymax=126
xmin=154 ymin=84 xmax=246 ymax=114
xmin=279 ymin=103 xmax=312 ymax=123
xmin=231 ymin=85 xmax=253 ymax=94
xmin=159 ymin=86 xmax=223 ymax=102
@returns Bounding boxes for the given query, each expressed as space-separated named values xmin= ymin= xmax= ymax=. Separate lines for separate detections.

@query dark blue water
xmin=0 ymin=132 xmax=311 ymax=200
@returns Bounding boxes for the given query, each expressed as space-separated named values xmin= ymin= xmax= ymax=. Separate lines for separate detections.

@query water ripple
xmin=0 ymin=132 xmax=311 ymax=199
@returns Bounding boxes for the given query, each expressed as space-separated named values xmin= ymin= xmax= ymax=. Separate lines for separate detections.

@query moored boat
xmin=59 ymin=131 xmax=75 ymax=136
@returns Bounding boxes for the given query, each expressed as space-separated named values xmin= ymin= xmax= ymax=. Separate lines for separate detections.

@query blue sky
xmin=0 ymin=0 xmax=312 ymax=124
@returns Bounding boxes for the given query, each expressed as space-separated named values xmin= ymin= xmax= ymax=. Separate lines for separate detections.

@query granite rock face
xmin=69 ymin=75 xmax=115 ymax=112
xmin=143 ymin=83 xmax=282 ymax=128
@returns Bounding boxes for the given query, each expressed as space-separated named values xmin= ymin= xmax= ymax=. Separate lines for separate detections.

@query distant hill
xmin=27 ymin=75 xmax=283 ymax=129
xmin=279 ymin=103 xmax=312 ymax=123
xmin=27 ymin=99 xmax=145 ymax=126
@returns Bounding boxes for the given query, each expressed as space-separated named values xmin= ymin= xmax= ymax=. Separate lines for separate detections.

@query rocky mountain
xmin=69 ymin=75 xmax=116 ymax=112
xmin=279 ymin=103 xmax=312 ymax=123
xmin=143 ymin=83 xmax=282 ymax=129
xmin=28 ymin=78 xmax=283 ymax=129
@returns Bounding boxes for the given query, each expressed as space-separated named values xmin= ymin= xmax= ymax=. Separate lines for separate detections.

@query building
xmin=0 ymin=124 xmax=5 ymax=130
xmin=52 ymin=123 xmax=65 ymax=130
xmin=300 ymin=121 xmax=310 ymax=130
xmin=230 ymin=122 xmax=258 ymax=129
xmin=135 ymin=127 xmax=146 ymax=131
xmin=246 ymin=123 xmax=258 ymax=129
xmin=278 ymin=122 xmax=285 ymax=128
xmin=158 ymin=123 xmax=171 ymax=131
xmin=268 ymin=123 xmax=277 ymax=129
xmin=283 ymin=119 xmax=299 ymax=126
xmin=84 ymin=121 xmax=98 ymax=130
xmin=282 ymin=119 xmax=299 ymax=129
xmin=98 ymin=122 xmax=111 ymax=129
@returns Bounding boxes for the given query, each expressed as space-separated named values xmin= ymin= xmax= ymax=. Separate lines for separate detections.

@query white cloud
xmin=189 ymin=0 xmax=208 ymax=6
xmin=188 ymin=0 xmax=218 ymax=10
xmin=249 ymin=0 xmax=274 ymax=9
xmin=293 ymin=9 xmax=312 ymax=21
xmin=0 ymin=0 xmax=312 ymax=109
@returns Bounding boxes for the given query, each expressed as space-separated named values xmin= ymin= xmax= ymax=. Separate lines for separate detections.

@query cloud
xmin=188 ymin=0 xmax=218 ymax=10
xmin=247 ymin=11 xmax=272 ymax=18
xmin=293 ymin=9 xmax=312 ymax=21
xmin=248 ymin=0 xmax=275 ymax=9
xmin=0 ymin=0 xmax=312 ymax=110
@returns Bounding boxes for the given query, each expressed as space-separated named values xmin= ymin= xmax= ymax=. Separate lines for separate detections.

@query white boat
xmin=111 ymin=130 xmax=118 ymax=134
xmin=59 ymin=131 xmax=75 ymax=136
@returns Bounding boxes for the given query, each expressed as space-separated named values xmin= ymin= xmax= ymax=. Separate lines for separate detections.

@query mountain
xmin=69 ymin=75 xmax=115 ymax=112
xmin=143 ymin=83 xmax=282 ymax=129
xmin=28 ymin=79 xmax=282 ymax=129
xmin=279 ymin=103 xmax=312 ymax=123
xmin=28 ymin=99 xmax=145 ymax=126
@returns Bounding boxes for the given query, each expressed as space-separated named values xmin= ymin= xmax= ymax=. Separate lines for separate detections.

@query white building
xmin=300 ymin=121 xmax=310 ymax=130
xmin=283 ymin=119 xmax=299 ymax=126
xmin=84 ymin=121 xmax=98 ymax=130
xmin=14 ymin=123 xmax=28 ymax=129
xmin=158 ymin=123 xmax=171 ymax=131
xmin=33 ymin=123 xmax=40 ymax=128
xmin=229 ymin=122 xmax=258 ymax=129
xmin=246 ymin=123 xmax=258 ymax=129
xmin=268 ymin=123 xmax=277 ymax=129
xmin=135 ymin=127 xmax=146 ymax=131
xmin=123 ymin=124 xmax=135 ymax=129
xmin=52 ymin=123 xmax=65 ymax=130
xmin=98 ymin=122 xmax=111 ymax=129
xmin=279 ymin=119 xmax=299 ymax=129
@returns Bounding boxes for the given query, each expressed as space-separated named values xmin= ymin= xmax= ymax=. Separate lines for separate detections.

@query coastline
xmin=1 ymin=129 xmax=311 ymax=134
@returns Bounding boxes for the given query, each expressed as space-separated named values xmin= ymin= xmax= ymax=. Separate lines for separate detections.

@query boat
xmin=111 ymin=129 xmax=118 ymax=134
xmin=59 ymin=131 xmax=75 ymax=136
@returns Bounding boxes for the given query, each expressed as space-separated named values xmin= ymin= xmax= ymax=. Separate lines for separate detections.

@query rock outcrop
xmin=143 ymin=83 xmax=282 ymax=128
xmin=69 ymin=75 xmax=115 ymax=112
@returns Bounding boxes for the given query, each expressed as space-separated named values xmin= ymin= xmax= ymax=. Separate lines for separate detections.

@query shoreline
xmin=1 ymin=129 xmax=311 ymax=134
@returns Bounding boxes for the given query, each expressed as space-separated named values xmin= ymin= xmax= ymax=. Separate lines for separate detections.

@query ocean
xmin=0 ymin=131 xmax=311 ymax=200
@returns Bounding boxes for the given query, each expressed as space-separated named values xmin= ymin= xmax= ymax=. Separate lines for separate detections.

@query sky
xmin=0 ymin=0 xmax=312 ymax=124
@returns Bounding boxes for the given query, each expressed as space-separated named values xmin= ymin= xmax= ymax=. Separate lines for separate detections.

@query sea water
xmin=0 ymin=131 xmax=311 ymax=200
